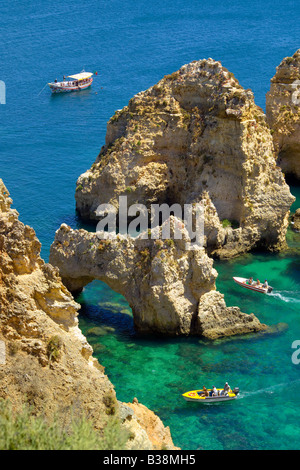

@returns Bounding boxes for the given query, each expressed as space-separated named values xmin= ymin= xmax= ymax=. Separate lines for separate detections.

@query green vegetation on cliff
xmin=0 ymin=399 xmax=129 ymax=450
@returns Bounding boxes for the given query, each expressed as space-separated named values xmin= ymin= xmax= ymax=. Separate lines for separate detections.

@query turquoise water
xmin=78 ymin=241 xmax=300 ymax=450
xmin=291 ymin=185 xmax=300 ymax=212
xmin=1 ymin=0 xmax=300 ymax=450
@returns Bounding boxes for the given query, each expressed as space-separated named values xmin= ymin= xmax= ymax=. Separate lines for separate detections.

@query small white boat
xmin=182 ymin=387 xmax=240 ymax=403
xmin=48 ymin=71 xmax=93 ymax=93
xmin=233 ymin=277 xmax=273 ymax=294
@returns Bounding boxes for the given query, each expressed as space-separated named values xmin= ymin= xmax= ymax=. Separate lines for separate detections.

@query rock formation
xmin=0 ymin=179 xmax=177 ymax=450
xmin=292 ymin=208 xmax=300 ymax=231
xmin=49 ymin=218 xmax=266 ymax=338
xmin=266 ymin=49 xmax=300 ymax=180
xmin=120 ymin=398 xmax=180 ymax=450
xmin=75 ymin=58 xmax=294 ymax=258
xmin=195 ymin=290 xmax=268 ymax=339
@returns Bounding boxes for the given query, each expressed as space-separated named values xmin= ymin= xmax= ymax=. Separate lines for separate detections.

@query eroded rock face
xmin=292 ymin=208 xmax=300 ymax=231
xmin=122 ymin=398 xmax=180 ymax=450
xmin=266 ymin=49 xmax=300 ymax=179
xmin=0 ymin=180 xmax=80 ymax=339
xmin=0 ymin=179 xmax=108 ymax=419
xmin=49 ymin=218 xmax=266 ymax=338
xmin=0 ymin=179 xmax=178 ymax=450
xmin=195 ymin=291 xmax=265 ymax=340
xmin=75 ymin=58 xmax=294 ymax=258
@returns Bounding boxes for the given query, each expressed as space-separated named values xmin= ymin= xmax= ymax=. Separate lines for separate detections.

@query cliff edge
xmin=0 ymin=179 xmax=178 ymax=450
xmin=266 ymin=49 xmax=300 ymax=180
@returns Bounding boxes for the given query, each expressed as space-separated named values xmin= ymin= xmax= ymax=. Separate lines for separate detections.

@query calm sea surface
xmin=0 ymin=0 xmax=299 ymax=449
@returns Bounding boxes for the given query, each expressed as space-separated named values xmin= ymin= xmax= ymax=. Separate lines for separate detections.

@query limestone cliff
xmin=0 ymin=179 xmax=177 ymax=450
xmin=75 ymin=58 xmax=294 ymax=258
xmin=120 ymin=398 xmax=180 ymax=450
xmin=266 ymin=49 xmax=300 ymax=179
xmin=49 ymin=218 xmax=266 ymax=338
xmin=292 ymin=208 xmax=300 ymax=231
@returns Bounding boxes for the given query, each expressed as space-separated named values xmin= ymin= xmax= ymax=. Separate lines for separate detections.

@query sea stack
xmin=266 ymin=49 xmax=300 ymax=180
xmin=49 ymin=58 xmax=296 ymax=339
xmin=292 ymin=208 xmax=300 ymax=231
xmin=75 ymin=58 xmax=294 ymax=258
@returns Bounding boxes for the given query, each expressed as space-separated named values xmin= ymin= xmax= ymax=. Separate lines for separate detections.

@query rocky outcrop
xmin=266 ymin=49 xmax=300 ymax=179
xmin=0 ymin=180 xmax=82 ymax=358
xmin=195 ymin=291 xmax=264 ymax=339
xmin=0 ymin=179 xmax=178 ymax=450
xmin=49 ymin=218 xmax=266 ymax=338
xmin=122 ymin=398 xmax=180 ymax=450
xmin=75 ymin=58 xmax=294 ymax=258
xmin=292 ymin=208 xmax=300 ymax=231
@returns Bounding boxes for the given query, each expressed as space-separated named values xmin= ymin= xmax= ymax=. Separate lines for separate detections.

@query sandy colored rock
xmin=49 ymin=217 xmax=266 ymax=338
xmin=124 ymin=400 xmax=180 ymax=450
xmin=292 ymin=208 xmax=300 ymax=231
xmin=266 ymin=49 xmax=300 ymax=179
xmin=195 ymin=291 xmax=265 ymax=339
xmin=75 ymin=58 xmax=294 ymax=258
xmin=0 ymin=179 xmax=178 ymax=450
xmin=0 ymin=179 xmax=109 ymax=426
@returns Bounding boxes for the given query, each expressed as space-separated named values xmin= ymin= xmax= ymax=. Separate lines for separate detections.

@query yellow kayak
xmin=182 ymin=387 xmax=239 ymax=403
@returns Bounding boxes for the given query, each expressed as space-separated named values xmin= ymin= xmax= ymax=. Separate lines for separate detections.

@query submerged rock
xmin=49 ymin=218 xmax=266 ymax=338
xmin=76 ymin=58 xmax=294 ymax=258
xmin=266 ymin=49 xmax=300 ymax=180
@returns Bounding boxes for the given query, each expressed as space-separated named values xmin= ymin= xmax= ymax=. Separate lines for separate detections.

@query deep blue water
xmin=0 ymin=0 xmax=300 ymax=450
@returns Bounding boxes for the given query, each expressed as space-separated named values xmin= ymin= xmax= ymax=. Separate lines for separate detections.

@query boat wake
xmin=269 ymin=290 xmax=300 ymax=304
xmin=239 ymin=378 xmax=300 ymax=400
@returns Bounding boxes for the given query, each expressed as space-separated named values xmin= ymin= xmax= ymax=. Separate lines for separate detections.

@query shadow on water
xmin=49 ymin=86 xmax=93 ymax=102
xmin=282 ymin=259 xmax=300 ymax=283
xmin=77 ymin=298 xmax=136 ymax=341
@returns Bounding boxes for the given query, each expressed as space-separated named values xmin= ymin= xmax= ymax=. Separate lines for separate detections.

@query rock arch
xmin=50 ymin=218 xmax=265 ymax=338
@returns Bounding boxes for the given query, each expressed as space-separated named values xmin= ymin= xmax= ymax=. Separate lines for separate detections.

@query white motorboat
xmin=233 ymin=277 xmax=273 ymax=294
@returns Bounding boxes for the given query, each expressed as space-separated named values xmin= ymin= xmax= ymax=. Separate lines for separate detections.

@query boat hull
xmin=182 ymin=388 xmax=239 ymax=403
xmin=48 ymin=78 xmax=93 ymax=93
xmin=183 ymin=395 xmax=237 ymax=403
xmin=233 ymin=277 xmax=272 ymax=294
